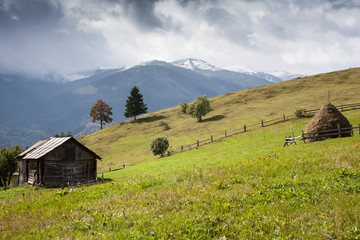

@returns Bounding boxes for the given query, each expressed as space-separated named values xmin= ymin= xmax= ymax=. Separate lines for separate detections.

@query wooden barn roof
xmin=17 ymin=137 xmax=101 ymax=160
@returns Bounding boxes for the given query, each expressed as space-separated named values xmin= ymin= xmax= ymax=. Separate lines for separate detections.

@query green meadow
xmin=1 ymin=68 xmax=360 ymax=239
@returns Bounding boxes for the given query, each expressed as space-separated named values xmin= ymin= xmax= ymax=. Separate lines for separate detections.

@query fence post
xmin=283 ymin=114 xmax=286 ymax=121
xmin=359 ymin=124 xmax=360 ymax=135
xmin=302 ymin=130 xmax=306 ymax=143
xmin=244 ymin=125 xmax=247 ymax=132
xmin=109 ymin=167 xmax=111 ymax=172
xmin=197 ymin=140 xmax=199 ymax=148
xmin=181 ymin=145 xmax=183 ymax=152
xmin=225 ymin=130 xmax=227 ymax=137
xmin=292 ymin=132 xmax=297 ymax=145
xmin=338 ymin=123 xmax=341 ymax=138
xmin=261 ymin=120 xmax=264 ymax=127
xmin=211 ymin=135 xmax=213 ymax=142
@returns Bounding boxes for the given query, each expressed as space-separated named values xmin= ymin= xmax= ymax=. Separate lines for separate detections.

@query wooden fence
xmin=284 ymin=123 xmax=360 ymax=146
xmin=178 ymin=102 xmax=360 ymax=152
xmin=302 ymin=103 xmax=360 ymax=115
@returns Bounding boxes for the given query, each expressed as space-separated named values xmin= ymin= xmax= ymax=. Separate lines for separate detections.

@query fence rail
xmin=284 ymin=123 xmax=360 ymax=146
xmin=304 ymin=103 xmax=360 ymax=115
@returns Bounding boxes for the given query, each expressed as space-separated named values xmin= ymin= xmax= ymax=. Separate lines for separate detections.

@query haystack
xmin=305 ymin=103 xmax=351 ymax=142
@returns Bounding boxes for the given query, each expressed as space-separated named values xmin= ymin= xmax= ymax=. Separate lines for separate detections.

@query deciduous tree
xmin=187 ymin=95 xmax=213 ymax=122
xmin=89 ymin=99 xmax=113 ymax=130
xmin=124 ymin=86 xmax=148 ymax=121
xmin=0 ymin=146 xmax=24 ymax=187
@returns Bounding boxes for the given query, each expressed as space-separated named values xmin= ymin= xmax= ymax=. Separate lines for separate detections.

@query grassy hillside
xmin=78 ymin=68 xmax=360 ymax=172
xmin=1 ymin=68 xmax=360 ymax=239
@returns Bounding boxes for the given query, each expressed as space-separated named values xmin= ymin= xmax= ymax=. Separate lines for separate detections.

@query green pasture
xmin=1 ymin=68 xmax=360 ymax=239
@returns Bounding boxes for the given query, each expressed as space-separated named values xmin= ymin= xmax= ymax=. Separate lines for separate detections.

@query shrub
xmin=179 ymin=102 xmax=189 ymax=114
xmin=294 ymin=108 xmax=307 ymax=118
xmin=150 ymin=137 xmax=169 ymax=157
xmin=158 ymin=120 xmax=170 ymax=130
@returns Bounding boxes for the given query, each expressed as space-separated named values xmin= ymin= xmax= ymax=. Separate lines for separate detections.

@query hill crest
xmin=78 ymin=67 xmax=360 ymax=172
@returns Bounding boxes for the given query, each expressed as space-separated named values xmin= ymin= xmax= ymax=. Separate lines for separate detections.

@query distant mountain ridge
xmin=171 ymin=58 xmax=222 ymax=71
xmin=0 ymin=58 xmax=304 ymax=147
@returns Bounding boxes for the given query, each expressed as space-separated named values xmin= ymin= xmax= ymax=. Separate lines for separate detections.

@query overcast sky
xmin=1 ymin=0 xmax=360 ymax=76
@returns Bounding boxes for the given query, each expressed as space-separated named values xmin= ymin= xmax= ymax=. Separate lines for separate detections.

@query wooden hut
xmin=17 ymin=137 xmax=101 ymax=187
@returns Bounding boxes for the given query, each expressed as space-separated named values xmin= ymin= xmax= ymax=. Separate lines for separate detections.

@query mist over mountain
xmin=0 ymin=59 xmax=303 ymax=147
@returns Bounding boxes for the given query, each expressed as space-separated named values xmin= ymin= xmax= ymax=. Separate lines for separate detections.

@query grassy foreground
xmin=1 ymin=68 xmax=360 ymax=239
xmin=1 ymin=109 xmax=360 ymax=239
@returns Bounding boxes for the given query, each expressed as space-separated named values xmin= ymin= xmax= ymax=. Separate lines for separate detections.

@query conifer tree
xmin=124 ymin=86 xmax=148 ymax=121
xmin=89 ymin=99 xmax=113 ymax=130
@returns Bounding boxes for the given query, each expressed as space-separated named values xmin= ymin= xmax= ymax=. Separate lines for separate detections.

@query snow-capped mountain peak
xmin=65 ymin=58 xmax=305 ymax=83
xmin=171 ymin=58 xmax=222 ymax=71
xmin=224 ymin=64 xmax=305 ymax=82
xmin=223 ymin=65 xmax=255 ymax=74
xmin=266 ymin=70 xmax=305 ymax=81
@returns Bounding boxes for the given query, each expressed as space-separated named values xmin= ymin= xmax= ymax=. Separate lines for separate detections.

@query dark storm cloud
xmin=121 ymin=0 xmax=163 ymax=30
xmin=204 ymin=7 xmax=252 ymax=46
xmin=328 ymin=0 xmax=360 ymax=9
xmin=96 ymin=0 xmax=164 ymax=30
xmin=0 ymin=0 xmax=63 ymax=31
xmin=0 ymin=0 xmax=113 ymax=76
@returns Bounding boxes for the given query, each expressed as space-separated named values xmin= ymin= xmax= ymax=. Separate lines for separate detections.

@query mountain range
xmin=0 ymin=58 xmax=304 ymax=147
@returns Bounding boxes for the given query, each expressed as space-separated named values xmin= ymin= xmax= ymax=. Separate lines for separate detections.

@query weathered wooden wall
xmin=24 ymin=139 xmax=98 ymax=187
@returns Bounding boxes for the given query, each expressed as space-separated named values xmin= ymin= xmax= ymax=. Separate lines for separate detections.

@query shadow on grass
xmin=201 ymin=115 xmax=226 ymax=123
xmin=98 ymin=177 xmax=113 ymax=183
xmin=136 ymin=115 xmax=166 ymax=123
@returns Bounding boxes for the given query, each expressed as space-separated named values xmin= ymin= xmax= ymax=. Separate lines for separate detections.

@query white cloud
xmin=0 ymin=0 xmax=360 ymax=76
